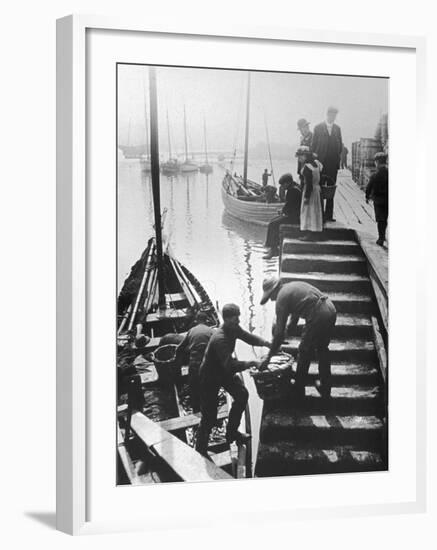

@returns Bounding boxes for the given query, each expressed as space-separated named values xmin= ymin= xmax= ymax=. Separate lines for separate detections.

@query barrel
xmin=359 ymin=138 xmax=382 ymax=162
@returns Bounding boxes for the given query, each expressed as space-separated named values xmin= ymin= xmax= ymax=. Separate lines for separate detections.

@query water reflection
xmin=118 ymin=158 xmax=294 ymax=342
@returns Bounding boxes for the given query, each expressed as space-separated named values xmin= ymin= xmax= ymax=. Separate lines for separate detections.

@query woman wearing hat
xmin=296 ymin=146 xmax=324 ymax=239
xmin=297 ymin=118 xmax=313 ymax=175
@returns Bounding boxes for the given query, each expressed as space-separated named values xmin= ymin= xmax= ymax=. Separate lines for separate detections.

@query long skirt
xmin=300 ymin=183 xmax=323 ymax=232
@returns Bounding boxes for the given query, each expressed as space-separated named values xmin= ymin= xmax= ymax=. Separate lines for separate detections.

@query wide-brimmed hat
xmin=374 ymin=152 xmax=388 ymax=163
xmin=297 ymin=118 xmax=310 ymax=130
xmin=260 ymin=276 xmax=280 ymax=305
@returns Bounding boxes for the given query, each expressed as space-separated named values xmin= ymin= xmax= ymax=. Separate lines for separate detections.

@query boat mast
xmin=243 ymin=72 xmax=251 ymax=185
xmin=166 ymin=109 xmax=172 ymax=159
xmin=143 ymin=80 xmax=150 ymax=160
xmin=183 ymin=105 xmax=189 ymax=162
xmin=264 ymin=114 xmax=275 ymax=186
xmin=204 ymin=117 xmax=209 ymax=164
xmin=149 ymin=67 xmax=166 ymax=308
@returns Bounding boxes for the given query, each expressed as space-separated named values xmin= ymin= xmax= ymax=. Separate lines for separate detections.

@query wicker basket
xmin=153 ymin=344 xmax=179 ymax=384
xmin=320 ymin=184 xmax=337 ymax=200
xmin=250 ymin=353 xmax=294 ymax=400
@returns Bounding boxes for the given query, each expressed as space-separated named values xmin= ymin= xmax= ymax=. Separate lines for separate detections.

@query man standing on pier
xmin=365 ymin=152 xmax=388 ymax=247
xmin=195 ymin=303 xmax=270 ymax=456
xmin=259 ymin=277 xmax=337 ymax=399
xmin=312 ymin=107 xmax=343 ymax=222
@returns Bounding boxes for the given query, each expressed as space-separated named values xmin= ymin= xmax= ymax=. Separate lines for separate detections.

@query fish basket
xmin=153 ymin=344 xmax=179 ymax=385
xmin=250 ymin=353 xmax=294 ymax=401
xmin=320 ymin=184 xmax=337 ymax=200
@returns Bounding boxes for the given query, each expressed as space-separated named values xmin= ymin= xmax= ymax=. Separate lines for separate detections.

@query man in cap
xmin=297 ymin=118 xmax=313 ymax=175
xmin=312 ymin=107 xmax=343 ymax=222
xmin=263 ymin=173 xmax=302 ymax=259
xmin=174 ymin=311 xmax=214 ymax=412
xmin=365 ymin=152 xmax=388 ymax=247
xmin=260 ymin=277 xmax=337 ymax=399
xmin=195 ymin=303 xmax=270 ymax=456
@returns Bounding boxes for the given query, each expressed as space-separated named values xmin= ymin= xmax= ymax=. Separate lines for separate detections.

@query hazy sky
xmin=118 ymin=64 xmax=388 ymax=155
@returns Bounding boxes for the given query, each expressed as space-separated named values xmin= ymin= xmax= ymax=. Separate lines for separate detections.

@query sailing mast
xmin=264 ymin=114 xmax=275 ymax=186
xmin=183 ymin=105 xmax=189 ymax=162
xmin=243 ymin=72 xmax=251 ymax=185
xmin=166 ymin=109 xmax=172 ymax=159
xmin=148 ymin=67 xmax=166 ymax=309
xmin=143 ymin=78 xmax=150 ymax=160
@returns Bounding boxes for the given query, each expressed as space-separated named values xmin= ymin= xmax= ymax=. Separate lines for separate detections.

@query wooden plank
xmin=117 ymin=425 xmax=142 ymax=485
xmin=157 ymin=403 xmax=228 ymax=432
xmin=130 ymin=411 xmax=173 ymax=448
xmin=152 ymin=438 xmax=233 ymax=482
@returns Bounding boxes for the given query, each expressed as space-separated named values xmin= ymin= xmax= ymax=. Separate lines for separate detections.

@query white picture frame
xmin=56 ymin=14 xmax=427 ymax=535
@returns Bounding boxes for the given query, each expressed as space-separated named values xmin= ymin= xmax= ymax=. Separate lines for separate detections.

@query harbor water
xmin=118 ymin=158 xmax=298 ymax=454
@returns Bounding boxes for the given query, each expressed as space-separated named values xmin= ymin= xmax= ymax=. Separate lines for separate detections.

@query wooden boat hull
xmin=221 ymin=179 xmax=284 ymax=227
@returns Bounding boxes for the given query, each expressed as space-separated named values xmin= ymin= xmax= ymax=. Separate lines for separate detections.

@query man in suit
xmin=312 ymin=107 xmax=343 ymax=222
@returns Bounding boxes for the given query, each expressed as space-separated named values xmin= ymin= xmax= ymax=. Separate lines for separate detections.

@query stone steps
xmin=280 ymin=272 xmax=372 ymax=293
xmin=256 ymin=441 xmax=385 ymax=477
xmin=255 ymin=223 xmax=387 ymax=478
xmin=281 ymin=253 xmax=367 ymax=275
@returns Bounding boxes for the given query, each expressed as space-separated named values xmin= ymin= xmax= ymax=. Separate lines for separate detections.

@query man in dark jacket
xmin=312 ymin=107 xmax=343 ymax=221
xmin=195 ymin=303 xmax=270 ymax=456
xmin=260 ymin=277 xmax=337 ymax=399
xmin=174 ymin=311 xmax=214 ymax=412
xmin=366 ymin=152 xmax=388 ymax=247
xmin=263 ymin=173 xmax=302 ymax=258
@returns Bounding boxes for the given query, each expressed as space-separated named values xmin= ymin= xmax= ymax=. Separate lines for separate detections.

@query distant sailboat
xmin=180 ymin=105 xmax=199 ymax=173
xmin=221 ymin=72 xmax=284 ymax=225
xmin=199 ymin=118 xmax=213 ymax=174
xmin=161 ymin=109 xmax=179 ymax=175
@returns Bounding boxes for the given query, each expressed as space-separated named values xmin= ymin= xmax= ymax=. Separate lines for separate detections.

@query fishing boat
xmin=221 ymin=72 xmax=284 ymax=225
xmin=199 ymin=118 xmax=213 ymax=174
xmin=117 ymin=67 xmax=252 ymax=485
xmin=161 ymin=109 xmax=180 ymax=175
xmin=179 ymin=105 xmax=199 ymax=173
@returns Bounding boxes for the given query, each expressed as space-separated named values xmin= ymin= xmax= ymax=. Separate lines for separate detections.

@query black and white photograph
xmin=116 ymin=63 xmax=389 ymax=484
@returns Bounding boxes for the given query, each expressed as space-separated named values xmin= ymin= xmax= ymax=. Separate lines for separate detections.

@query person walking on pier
xmin=365 ymin=152 xmax=388 ymax=247
xmin=312 ymin=106 xmax=343 ymax=222
xmin=260 ymin=278 xmax=337 ymax=399
xmin=263 ymin=173 xmax=302 ymax=259
xmin=174 ymin=311 xmax=214 ymax=412
xmin=297 ymin=118 xmax=313 ymax=175
xmin=195 ymin=303 xmax=270 ymax=456
xmin=296 ymin=146 xmax=323 ymax=240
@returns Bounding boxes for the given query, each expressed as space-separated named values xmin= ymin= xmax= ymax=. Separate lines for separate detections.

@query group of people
xmin=263 ymin=106 xmax=344 ymax=258
xmin=263 ymin=106 xmax=389 ymax=257
xmin=173 ymin=278 xmax=337 ymax=458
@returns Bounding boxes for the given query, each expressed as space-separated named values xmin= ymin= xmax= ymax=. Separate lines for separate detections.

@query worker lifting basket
xmin=250 ymin=352 xmax=295 ymax=400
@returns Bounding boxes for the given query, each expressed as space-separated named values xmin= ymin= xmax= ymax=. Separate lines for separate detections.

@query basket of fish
xmin=250 ymin=352 xmax=294 ymax=401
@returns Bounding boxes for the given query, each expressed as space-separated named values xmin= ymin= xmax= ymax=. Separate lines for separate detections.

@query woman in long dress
xmin=296 ymin=146 xmax=323 ymax=240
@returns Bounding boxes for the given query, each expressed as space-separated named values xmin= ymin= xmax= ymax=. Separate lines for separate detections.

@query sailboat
xmin=221 ymin=72 xmax=284 ymax=226
xmin=161 ymin=109 xmax=180 ymax=175
xmin=117 ymin=67 xmax=252 ymax=484
xmin=179 ymin=105 xmax=199 ymax=173
xmin=199 ymin=118 xmax=213 ymax=174
xmin=140 ymin=82 xmax=151 ymax=173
